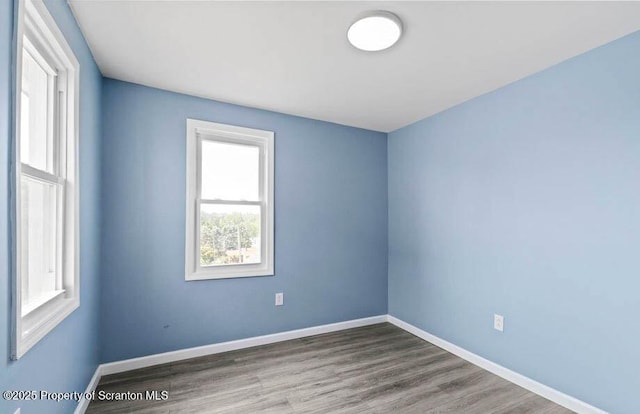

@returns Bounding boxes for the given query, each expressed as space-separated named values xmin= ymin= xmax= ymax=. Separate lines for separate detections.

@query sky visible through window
xmin=201 ymin=140 xmax=259 ymax=201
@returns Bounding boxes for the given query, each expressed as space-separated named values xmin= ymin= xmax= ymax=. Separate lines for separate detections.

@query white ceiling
xmin=69 ymin=1 xmax=640 ymax=132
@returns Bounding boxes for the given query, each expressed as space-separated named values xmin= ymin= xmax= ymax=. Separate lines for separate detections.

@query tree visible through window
xmin=200 ymin=206 xmax=261 ymax=265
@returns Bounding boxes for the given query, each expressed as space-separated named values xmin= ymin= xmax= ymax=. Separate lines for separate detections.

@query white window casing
xmin=12 ymin=0 xmax=80 ymax=359
xmin=185 ymin=119 xmax=274 ymax=281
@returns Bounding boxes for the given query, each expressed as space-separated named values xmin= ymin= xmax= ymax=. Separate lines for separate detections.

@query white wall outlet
xmin=494 ymin=314 xmax=504 ymax=332
xmin=275 ymin=292 xmax=284 ymax=306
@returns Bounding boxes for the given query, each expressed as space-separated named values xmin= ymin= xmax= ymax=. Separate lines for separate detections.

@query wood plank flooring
xmin=87 ymin=323 xmax=573 ymax=413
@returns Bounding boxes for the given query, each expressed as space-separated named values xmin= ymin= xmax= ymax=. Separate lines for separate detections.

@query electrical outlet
xmin=494 ymin=314 xmax=504 ymax=332
xmin=275 ymin=292 xmax=284 ymax=306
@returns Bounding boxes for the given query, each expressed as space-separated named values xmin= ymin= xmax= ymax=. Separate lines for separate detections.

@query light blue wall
xmin=100 ymin=79 xmax=388 ymax=362
xmin=388 ymin=31 xmax=640 ymax=414
xmin=0 ymin=1 xmax=102 ymax=413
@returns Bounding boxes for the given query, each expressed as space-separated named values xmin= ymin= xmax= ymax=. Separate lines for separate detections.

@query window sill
xmin=21 ymin=289 xmax=66 ymax=317
xmin=14 ymin=296 xmax=79 ymax=360
xmin=186 ymin=264 xmax=274 ymax=281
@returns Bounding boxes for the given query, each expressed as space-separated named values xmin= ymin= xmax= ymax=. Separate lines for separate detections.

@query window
xmin=12 ymin=0 xmax=79 ymax=359
xmin=185 ymin=119 xmax=274 ymax=280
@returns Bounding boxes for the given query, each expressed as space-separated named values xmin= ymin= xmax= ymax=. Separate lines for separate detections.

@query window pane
xmin=21 ymin=48 xmax=54 ymax=173
xmin=200 ymin=204 xmax=261 ymax=266
xmin=201 ymin=140 xmax=259 ymax=201
xmin=20 ymin=176 xmax=58 ymax=312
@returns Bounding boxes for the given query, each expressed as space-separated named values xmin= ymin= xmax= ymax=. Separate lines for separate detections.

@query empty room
xmin=1 ymin=1 xmax=639 ymax=413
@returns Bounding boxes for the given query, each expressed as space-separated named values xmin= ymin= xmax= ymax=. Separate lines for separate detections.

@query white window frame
xmin=12 ymin=0 xmax=80 ymax=359
xmin=185 ymin=119 xmax=274 ymax=280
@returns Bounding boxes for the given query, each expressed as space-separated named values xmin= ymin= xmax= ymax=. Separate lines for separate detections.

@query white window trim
xmin=185 ymin=119 xmax=274 ymax=281
xmin=12 ymin=0 xmax=80 ymax=360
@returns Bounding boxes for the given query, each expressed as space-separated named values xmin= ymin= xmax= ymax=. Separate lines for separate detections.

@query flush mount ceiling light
xmin=347 ymin=11 xmax=403 ymax=52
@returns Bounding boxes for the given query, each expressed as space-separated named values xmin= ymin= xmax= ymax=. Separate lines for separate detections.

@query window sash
xmin=195 ymin=200 xmax=265 ymax=270
xmin=21 ymin=38 xmax=60 ymax=176
xmin=197 ymin=134 xmax=265 ymax=202
xmin=20 ymin=170 xmax=66 ymax=311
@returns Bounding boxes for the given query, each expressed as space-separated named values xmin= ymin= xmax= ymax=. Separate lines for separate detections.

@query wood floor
xmin=87 ymin=323 xmax=573 ymax=414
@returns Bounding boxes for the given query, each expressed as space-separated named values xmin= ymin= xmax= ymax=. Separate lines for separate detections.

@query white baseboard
xmin=74 ymin=315 xmax=385 ymax=413
xmin=73 ymin=365 xmax=102 ymax=414
xmin=75 ymin=314 xmax=605 ymax=414
xmin=100 ymin=315 xmax=387 ymax=375
xmin=386 ymin=315 xmax=607 ymax=414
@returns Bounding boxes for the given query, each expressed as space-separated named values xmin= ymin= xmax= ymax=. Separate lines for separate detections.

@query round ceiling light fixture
xmin=347 ymin=11 xmax=403 ymax=52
